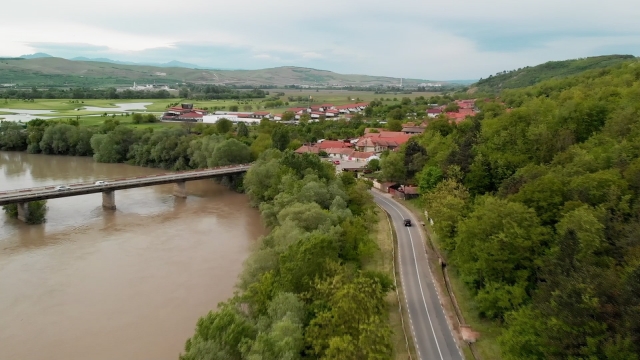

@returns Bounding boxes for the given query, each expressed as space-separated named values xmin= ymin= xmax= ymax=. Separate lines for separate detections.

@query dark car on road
xmin=404 ymin=219 xmax=412 ymax=227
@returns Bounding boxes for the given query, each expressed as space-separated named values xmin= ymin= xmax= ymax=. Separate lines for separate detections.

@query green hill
xmin=0 ymin=57 xmax=430 ymax=88
xmin=470 ymin=54 xmax=636 ymax=93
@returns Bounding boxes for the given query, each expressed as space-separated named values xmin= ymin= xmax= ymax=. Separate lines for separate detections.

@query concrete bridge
xmin=0 ymin=164 xmax=252 ymax=222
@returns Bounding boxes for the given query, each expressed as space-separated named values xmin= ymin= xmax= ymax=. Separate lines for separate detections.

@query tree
xmin=455 ymin=196 xmax=548 ymax=319
xmin=271 ymin=126 xmax=290 ymax=151
xmin=380 ymin=151 xmax=406 ymax=183
xmin=229 ymin=105 xmax=239 ymax=112
xmin=2 ymin=200 xmax=48 ymax=224
xmin=132 ymin=113 xmax=144 ymax=124
xmin=444 ymin=102 xmax=460 ymax=112
xmin=387 ymin=119 xmax=403 ymax=131
xmin=299 ymin=114 xmax=311 ymax=124
xmin=281 ymin=111 xmax=295 ymax=121
xmin=404 ymin=138 xmax=428 ymax=180
xmin=216 ymin=118 xmax=233 ymax=134
xmin=209 ymin=138 xmax=251 ymax=167
xmin=418 ymin=165 xmax=443 ymax=193
xmin=366 ymin=158 xmax=380 ymax=172
xmin=236 ymin=122 xmax=249 ymax=138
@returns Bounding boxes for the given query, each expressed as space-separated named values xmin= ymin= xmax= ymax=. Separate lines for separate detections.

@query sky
xmin=2 ymin=0 xmax=639 ymax=80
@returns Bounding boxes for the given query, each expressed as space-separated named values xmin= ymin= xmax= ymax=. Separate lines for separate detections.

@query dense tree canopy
xmin=181 ymin=150 xmax=393 ymax=359
xmin=414 ymin=59 xmax=640 ymax=359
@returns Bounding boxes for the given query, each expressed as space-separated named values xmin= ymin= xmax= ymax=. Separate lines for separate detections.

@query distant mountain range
xmin=19 ymin=53 xmax=235 ymax=70
xmin=2 ymin=57 xmax=437 ymax=87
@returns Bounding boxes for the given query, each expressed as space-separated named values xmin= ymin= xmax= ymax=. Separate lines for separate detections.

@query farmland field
xmin=0 ymin=90 xmax=438 ymax=115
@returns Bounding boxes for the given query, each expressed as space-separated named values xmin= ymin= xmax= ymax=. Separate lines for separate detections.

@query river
xmin=0 ymin=152 xmax=264 ymax=360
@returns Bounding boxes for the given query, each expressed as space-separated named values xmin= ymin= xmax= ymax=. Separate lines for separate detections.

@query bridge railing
xmin=0 ymin=163 xmax=253 ymax=196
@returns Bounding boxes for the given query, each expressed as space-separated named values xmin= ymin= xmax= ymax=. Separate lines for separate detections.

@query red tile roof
xmin=180 ymin=112 xmax=204 ymax=118
xmin=295 ymin=145 xmax=320 ymax=154
xmin=318 ymin=140 xmax=352 ymax=149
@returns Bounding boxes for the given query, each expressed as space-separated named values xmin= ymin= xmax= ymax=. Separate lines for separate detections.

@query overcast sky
xmin=2 ymin=0 xmax=639 ymax=79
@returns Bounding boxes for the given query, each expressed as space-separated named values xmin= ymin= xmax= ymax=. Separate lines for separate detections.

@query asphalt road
xmin=372 ymin=190 xmax=463 ymax=360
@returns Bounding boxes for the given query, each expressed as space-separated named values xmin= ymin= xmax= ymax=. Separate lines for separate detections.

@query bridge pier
xmin=17 ymin=202 xmax=29 ymax=222
xmin=102 ymin=190 xmax=116 ymax=210
xmin=173 ymin=181 xmax=187 ymax=198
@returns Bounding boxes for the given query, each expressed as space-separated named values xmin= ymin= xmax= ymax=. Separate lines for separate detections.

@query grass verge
xmin=364 ymin=207 xmax=417 ymax=360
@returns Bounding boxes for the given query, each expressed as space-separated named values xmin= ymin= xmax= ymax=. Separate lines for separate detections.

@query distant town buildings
xmin=130 ymin=82 xmax=170 ymax=91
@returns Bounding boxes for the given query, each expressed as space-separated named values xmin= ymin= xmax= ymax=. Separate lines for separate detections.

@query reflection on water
xmin=0 ymin=152 xmax=264 ymax=360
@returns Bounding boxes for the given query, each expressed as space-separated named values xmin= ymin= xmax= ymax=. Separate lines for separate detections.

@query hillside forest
xmin=389 ymin=61 xmax=640 ymax=359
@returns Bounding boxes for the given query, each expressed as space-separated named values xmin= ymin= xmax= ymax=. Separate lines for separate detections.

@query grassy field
xmin=0 ymin=90 xmax=438 ymax=119
xmin=0 ymin=98 xmax=152 ymax=110
xmin=364 ymin=208 xmax=417 ymax=359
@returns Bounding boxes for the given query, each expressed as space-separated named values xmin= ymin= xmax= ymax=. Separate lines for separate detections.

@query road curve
xmin=372 ymin=190 xmax=463 ymax=360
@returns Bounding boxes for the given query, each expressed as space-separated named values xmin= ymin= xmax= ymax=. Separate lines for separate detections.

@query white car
xmin=94 ymin=181 xmax=108 ymax=186
xmin=55 ymin=185 xmax=71 ymax=191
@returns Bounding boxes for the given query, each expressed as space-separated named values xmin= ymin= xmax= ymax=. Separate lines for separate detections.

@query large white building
xmin=202 ymin=115 xmax=260 ymax=124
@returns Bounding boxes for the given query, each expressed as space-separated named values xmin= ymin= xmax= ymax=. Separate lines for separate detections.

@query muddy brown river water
xmin=0 ymin=151 xmax=264 ymax=360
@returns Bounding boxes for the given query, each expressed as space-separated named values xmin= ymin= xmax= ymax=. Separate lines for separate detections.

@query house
xmin=253 ymin=111 xmax=271 ymax=119
xmin=392 ymin=185 xmax=419 ymax=200
xmin=402 ymin=126 xmax=426 ymax=134
xmin=273 ymin=114 xmax=283 ymax=121
xmin=310 ymin=111 xmax=325 ymax=119
xmin=161 ymin=103 xmax=208 ymax=121
xmin=355 ymin=132 xmax=414 ymax=152
xmin=445 ymin=112 xmax=468 ymax=123
xmin=455 ymin=99 xmax=476 ymax=109
xmin=295 ymin=145 xmax=321 ymax=154
xmin=427 ymin=108 xmax=443 ymax=118
xmin=295 ymin=140 xmax=353 ymax=155
xmin=287 ymin=107 xmax=307 ymax=115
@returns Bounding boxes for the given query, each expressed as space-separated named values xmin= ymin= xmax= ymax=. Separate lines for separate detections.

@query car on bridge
xmin=55 ymin=185 xmax=71 ymax=191
xmin=94 ymin=181 xmax=108 ymax=186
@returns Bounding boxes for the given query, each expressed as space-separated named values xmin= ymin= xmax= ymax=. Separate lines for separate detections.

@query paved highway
xmin=0 ymin=164 xmax=252 ymax=206
xmin=372 ymin=190 xmax=463 ymax=360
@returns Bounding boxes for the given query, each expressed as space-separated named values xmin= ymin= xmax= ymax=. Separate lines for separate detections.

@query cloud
xmin=2 ymin=0 xmax=639 ymax=79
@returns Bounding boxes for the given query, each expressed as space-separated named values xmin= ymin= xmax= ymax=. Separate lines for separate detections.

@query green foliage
xmin=0 ymin=121 xmax=27 ymax=150
xmin=474 ymin=54 xmax=635 ymax=93
xmin=183 ymin=150 xmax=392 ymax=359
xmin=2 ymin=204 xmax=18 ymax=218
xmin=2 ymin=200 xmax=48 ymax=224
xmin=271 ymin=126 xmax=290 ymax=151
xmin=216 ymin=118 xmax=233 ymax=134
xmin=380 ymin=151 xmax=405 ymax=183
xmin=417 ymin=165 xmax=443 ymax=193
xmin=366 ymin=158 xmax=380 ymax=172
xmin=386 ymin=119 xmax=402 ymax=131
xmin=236 ymin=122 xmax=249 ymax=138
xmin=411 ymin=58 xmax=640 ymax=358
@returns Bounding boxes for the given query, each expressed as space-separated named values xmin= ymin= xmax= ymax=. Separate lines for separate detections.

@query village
xmin=159 ymin=99 xmax=481 ymax=190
